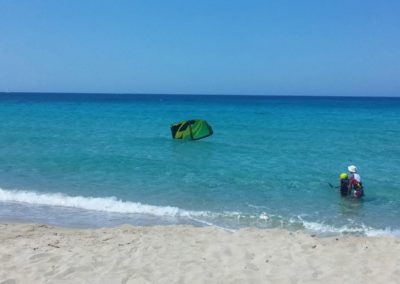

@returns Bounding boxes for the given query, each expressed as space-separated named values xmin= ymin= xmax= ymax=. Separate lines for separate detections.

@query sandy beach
xmin=0 ymin=223 xmax=399 ymax=283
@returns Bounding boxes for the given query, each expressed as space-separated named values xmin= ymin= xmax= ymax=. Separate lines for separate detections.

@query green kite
xmin=170 ymin=120 xmax=213 ymax=140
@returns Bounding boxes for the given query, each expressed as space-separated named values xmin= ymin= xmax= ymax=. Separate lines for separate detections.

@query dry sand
xmin=0 ymin=223 xmax=399 ymax=284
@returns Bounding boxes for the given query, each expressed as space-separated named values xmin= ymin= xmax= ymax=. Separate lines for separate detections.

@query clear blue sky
xmin=1 ymin=0 xmax=399 ymax=96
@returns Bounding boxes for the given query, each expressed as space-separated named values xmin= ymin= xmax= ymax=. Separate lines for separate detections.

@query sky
xmin=1 ymin=0 xmax=399 ymax=96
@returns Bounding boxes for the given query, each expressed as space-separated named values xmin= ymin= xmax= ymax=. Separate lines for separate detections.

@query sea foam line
xmin=0 ymin=188 xmax=206 ymax=218
xmin=1 ymin=188 xmax=398 ymax=236
xmin=298 ymin=218 xmax=400 ymax=237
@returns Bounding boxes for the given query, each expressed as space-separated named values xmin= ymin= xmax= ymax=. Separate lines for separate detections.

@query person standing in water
xmin=348 ymin=165 xmax=364 ymax=198
xmin=339 ymin=173 xmax=351 ymax=196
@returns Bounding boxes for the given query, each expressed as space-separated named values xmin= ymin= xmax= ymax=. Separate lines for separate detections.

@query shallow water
xmin=1 ymin=93 xmax=399 ymax=236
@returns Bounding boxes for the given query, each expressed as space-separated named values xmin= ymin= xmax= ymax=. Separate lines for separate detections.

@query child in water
xmin=339 ymin=173 xmax=351 ymax=196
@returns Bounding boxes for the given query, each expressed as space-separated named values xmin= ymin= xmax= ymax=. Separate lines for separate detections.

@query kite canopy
xmin=170 ymin=120 xmax=213 ymax=140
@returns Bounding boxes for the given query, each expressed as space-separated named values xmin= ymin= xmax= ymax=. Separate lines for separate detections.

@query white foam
xmin=364 ymin=227 xmax=400 ymax=237
xmin=0 ymin=188 xmax=205 ymax=218
xmin=299 ymin=218 xmax=400 ymax=237
xmin=301 ymin=220 xmax=366 ymax=234
xmin=1 ymin=188 xmax=399 ymax=237
xmin=259 ymin=212 xmax=269 ymax=220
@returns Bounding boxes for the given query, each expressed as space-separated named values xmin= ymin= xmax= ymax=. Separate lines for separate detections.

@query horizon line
xmin=0 ymin=91 xmax=399 ymax=99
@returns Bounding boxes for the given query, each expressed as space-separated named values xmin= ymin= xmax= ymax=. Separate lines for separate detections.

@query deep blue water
xmin=1 ymin=93 xmax=399 ymax=236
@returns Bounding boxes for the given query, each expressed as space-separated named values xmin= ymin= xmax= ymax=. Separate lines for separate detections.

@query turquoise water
xmin=1 ymin=93 xmax=400 ymax=235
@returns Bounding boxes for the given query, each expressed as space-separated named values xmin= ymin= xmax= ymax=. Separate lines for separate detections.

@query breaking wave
xmin=0 ymin=188 xmax=205 ymax=218
xmin=1 ymin=188 xmax=399 ymax=237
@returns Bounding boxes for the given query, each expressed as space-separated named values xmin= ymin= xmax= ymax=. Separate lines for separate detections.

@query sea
xmin=1 ymin=93 xmax=399 ymax=236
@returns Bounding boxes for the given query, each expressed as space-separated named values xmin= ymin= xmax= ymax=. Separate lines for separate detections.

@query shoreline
xmin=1 ymin=223 xmax=399 ymax=283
